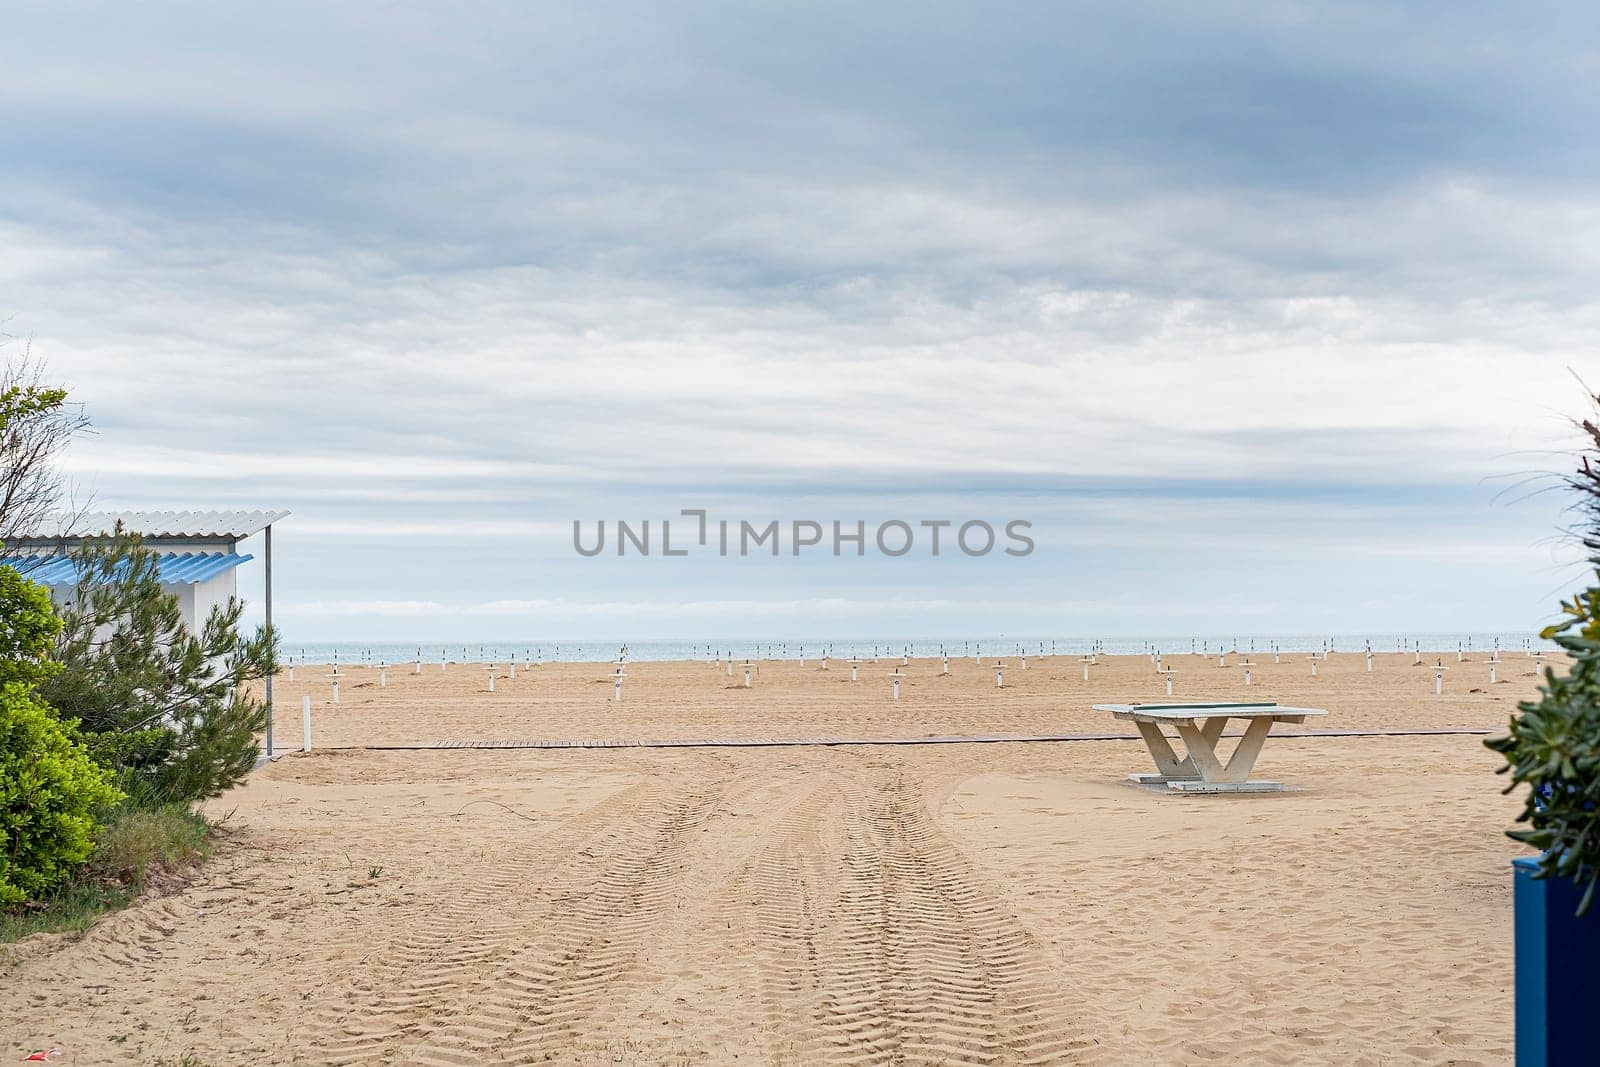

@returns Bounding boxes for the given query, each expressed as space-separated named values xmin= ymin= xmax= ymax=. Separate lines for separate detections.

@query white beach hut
xmin=2 ymin=509 xmax=288 ymax=632
xmin=3 ymin=509 xmax=290 ymax=751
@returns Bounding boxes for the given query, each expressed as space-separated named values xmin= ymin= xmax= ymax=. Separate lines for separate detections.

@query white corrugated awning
xmin=15 ymin=510 xmax=290 ymax=542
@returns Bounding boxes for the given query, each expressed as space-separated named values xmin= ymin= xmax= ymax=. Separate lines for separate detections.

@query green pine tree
xmin=41 ymin=529 xmax=277 ymax=803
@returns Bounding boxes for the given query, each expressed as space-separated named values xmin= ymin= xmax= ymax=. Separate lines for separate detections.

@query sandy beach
xmin=1 ymin=651 xmax=1540 ymax=1064
xmin=9 ymin=3 xmax=1593 ymax=1063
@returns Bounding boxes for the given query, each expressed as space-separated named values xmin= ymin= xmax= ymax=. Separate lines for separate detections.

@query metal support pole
xmin=264 ymin=523 xmax=274 ymax=758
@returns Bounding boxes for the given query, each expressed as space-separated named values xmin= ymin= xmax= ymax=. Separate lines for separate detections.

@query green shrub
xmin=1487 ymin=578 xmax=1600 ymax=913
xmin=0 ymin=681 xmax=123 ymax=906
xmin=0 ymin=564 xmax=61 ymax=688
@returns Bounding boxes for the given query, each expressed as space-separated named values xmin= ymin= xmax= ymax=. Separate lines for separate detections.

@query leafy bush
xmin=0 ymin=564 xmax=60 ymax=688
xmin=0 ymin=564 xmax=116 ymax=907
xmin=41 ymin=530 xmax=276 ymax=803
xmin=0 ymin=681 xmax=123 ymax=906
xmin=1487 ymin=582 xmax=1600 ymax=912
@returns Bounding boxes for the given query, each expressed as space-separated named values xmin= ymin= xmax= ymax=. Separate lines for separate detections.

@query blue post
xmin=1514 ymin=857 xmax=1600 ymax=1066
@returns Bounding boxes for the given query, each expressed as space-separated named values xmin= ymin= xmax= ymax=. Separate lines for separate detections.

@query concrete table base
xmin=1166 ymin=779 xmax=1287 ymax=794
xmin=1127 ymin=772 xmax=1288 ymax=794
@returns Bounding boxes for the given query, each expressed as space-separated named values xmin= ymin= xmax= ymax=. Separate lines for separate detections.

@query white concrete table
xmin=1094 ymin=701 xmax=1327 ymax=793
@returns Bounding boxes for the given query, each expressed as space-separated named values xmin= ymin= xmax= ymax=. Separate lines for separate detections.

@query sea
xmin=284 ymin=632 xmax=1556 ymax=666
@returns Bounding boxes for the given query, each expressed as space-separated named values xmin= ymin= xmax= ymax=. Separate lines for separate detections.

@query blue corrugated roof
xmin=1 ymin=552 xmax=252 ymax=586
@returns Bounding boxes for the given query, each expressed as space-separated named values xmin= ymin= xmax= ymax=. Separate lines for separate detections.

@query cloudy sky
xmin=3 ymin=2 xmax=1596 ymax=643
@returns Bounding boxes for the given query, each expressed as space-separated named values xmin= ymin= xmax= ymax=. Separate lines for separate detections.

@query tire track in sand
xmin=303 ymin=770 xmax=724 ymax=1064
xmin=730 ymin=764 xmax=1094 ymax=1065
xmin=409 ymin=783 xmax=723 ymax=1064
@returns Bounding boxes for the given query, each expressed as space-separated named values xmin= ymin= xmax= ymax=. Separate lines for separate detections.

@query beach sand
xmin=1 ymin=652 xmax=1541 ymax=1064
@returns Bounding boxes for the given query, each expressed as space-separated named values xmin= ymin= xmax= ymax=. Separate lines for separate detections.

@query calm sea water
xmin=284 ymin=632 xmax=1555 ymax=665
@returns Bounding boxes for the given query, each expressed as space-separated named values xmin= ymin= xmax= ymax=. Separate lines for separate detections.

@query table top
xmin=1093 ymin=701 xmax=1327 ymax=722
